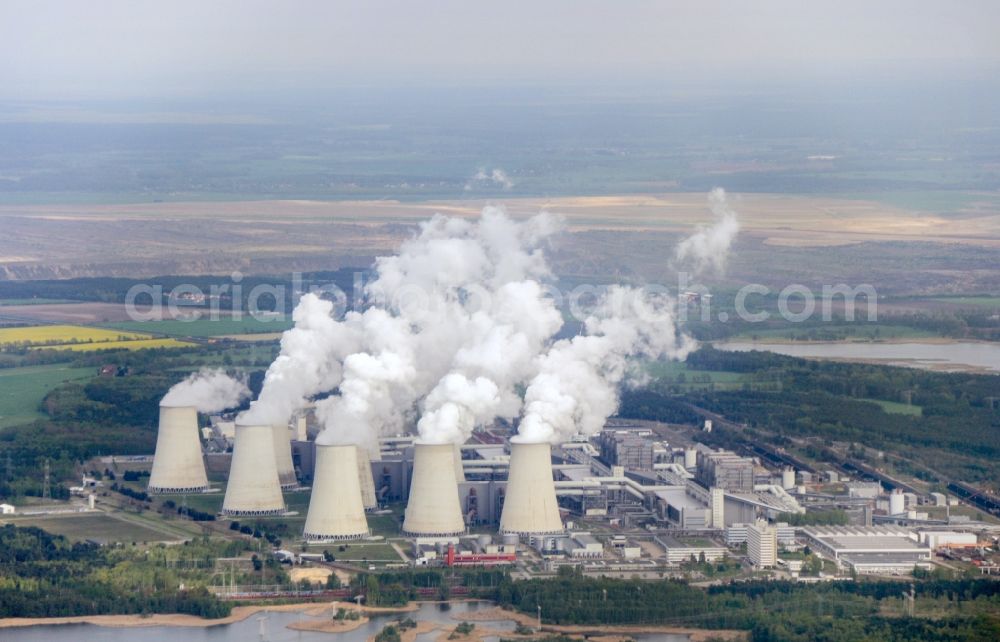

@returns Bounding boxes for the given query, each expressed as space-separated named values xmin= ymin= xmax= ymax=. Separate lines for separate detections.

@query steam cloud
xmin=161 ymin=368 xmax=249 ymax=413
xmin=244 ymin=191 xmax=738 ymax=447
xmin=674 ymin=187 xmax=740 ymax=274
xmin=465 ymin=167 xmax=514 ymax=191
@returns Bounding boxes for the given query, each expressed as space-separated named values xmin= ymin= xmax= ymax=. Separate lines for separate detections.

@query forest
xmin=494 ymin=568 xmax=1000 ymax=642
xmin=0 ymin=524 xmax=231 ymax=618
xmin=621 ymin=347 xmax=1000 ymax=482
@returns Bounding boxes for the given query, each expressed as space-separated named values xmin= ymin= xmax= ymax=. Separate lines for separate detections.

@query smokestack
xmin=222 ymin=424 xmax=286 ymax=516
xmin=272 ymin=423 xmax=297 ymax=489
xmin=356 ymin=447 xmax=378 ymax=511
xmin=500 ymin=441 xmax=563 ymax=537
xmin=403 ymin=443 xmax=465 ymax=537
xmin=304 ymin=444 xmax=369 ymax=541
xmin=148 ymin=405 xmax=209 ymax=493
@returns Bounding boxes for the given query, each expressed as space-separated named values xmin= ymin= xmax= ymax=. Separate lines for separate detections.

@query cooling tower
xmin=357 ymin=447 xmax=378 ymax=511
xmin=148 ymin=405 xmax=209 ymax=493
xmin=222 ymin=423 xmax=286 ymax=516
xmin=402 ymin=442 xmax=465 ymax=537
xmin=272 ymin=423 xmax=297 ymax=488
xmin=453 ymin=444 xmax=466 ymax=483
xmin=303 ymin=444 xmax=369 ymax=541
xmin=499 ymin=441 xmax=563 ymax=536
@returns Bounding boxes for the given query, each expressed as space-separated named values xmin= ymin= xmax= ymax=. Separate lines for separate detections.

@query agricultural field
xmin=0 ymin=324 xmax=194 ymax=351
xmin=0 ymin=298 xmax=77 ymax=306
xmin=2 ymin=512 xmax=186 ymax=544
xmin=0 ymin=324 xmax=148 ymax=347
xmin=100 ymin=317 xmax=293 ymax=338
xmin=646 ymin=360 xmax=748 ymax=391
xmin=33 ymin=337 xmax=194 ymax=351
xmin=0 ymin=363 xmax=95 ymax=427
xmin=728 ymin=324 xmax=938 ymax=342
xmin=865 ymin=398 xmax=923 ymax=417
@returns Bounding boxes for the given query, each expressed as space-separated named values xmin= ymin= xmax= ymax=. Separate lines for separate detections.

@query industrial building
xmin=801 ymin=526 xmax=933 ymax=575
xmin=747 ymin=521 xmax=778 ymax=568
xmin=696 ymin=449 xmax=755 ymax=492
xmin=599 ymin=430 xmax=654 ymax=471
xmin=657 ymin=535 xmax=727 ymax=564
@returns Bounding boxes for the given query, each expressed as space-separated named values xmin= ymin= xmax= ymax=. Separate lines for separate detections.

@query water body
xmin=1 ymin=601 xmax=690 ymax=642
xmin=713 ymin=341 xmax=1000 ymax=373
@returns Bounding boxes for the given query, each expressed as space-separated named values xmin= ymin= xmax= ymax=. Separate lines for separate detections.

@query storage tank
xmin=781 ymin=467 xmax=796 ymax=490
xmin=889 ymin=489 xmax=905 ymax=515
xmin=303 ymin=444 xmax=369 ymax=541
xmin=499 ymin=440 xmax=564 ymax=536
xmin=148 ymin=404 xmax=209 ymax=493
xmin=357 ymin=447 xmax=378 ymax=511
xmin=402 ymin=442 xmax=465 ymax=537
xmin=222 ymin=424 xmax=286 ymax=516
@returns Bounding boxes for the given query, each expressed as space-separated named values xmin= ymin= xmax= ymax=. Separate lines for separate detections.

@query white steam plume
xmin=161 ymin=368 xmax=249 ymax=413
xmin=316 ymin=206 xmax=562 ymax=447
xmin=516 ymin=286 xmax=696 ymax=444
xmin=237 ymin=293 xmax=362 ymax=426
xmin=674 ymin=187 xmax=740 ymax=275
xmin=464 ymin=167 xmax=514 ymax=191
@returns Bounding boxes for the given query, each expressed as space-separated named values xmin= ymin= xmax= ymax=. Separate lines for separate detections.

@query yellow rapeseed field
xmin=34 ymin=338 xmax=194 ymax=351
xmin=0 ymin=325 xmax=192 ymax=351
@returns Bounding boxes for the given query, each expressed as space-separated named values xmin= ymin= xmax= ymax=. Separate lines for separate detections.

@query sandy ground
xmin=0 ymin=600 xmax=416 ymax=630
xmin=455 ymin=606 xmax=747 ymax=641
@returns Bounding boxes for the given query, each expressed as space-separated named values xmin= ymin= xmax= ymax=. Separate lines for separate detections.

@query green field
xmin=646 ymin=360 xmax=748 ymax=391
xmin=0 ymin=298 xmax=78 ymax=306
xmin=3 ymin=512 xmax=184 ymax=544
xmin=730 ymin=324 xmax=938 ymax=342
xmin=929 ymin=296 xmax=1000 ymax=308
xmin=0 ymin=363 xmax=95 ymax=427
xmin=100 ymin=317 xmax=293 ymax=338
xmin=866 ymin=398 xmax=923 ymax=417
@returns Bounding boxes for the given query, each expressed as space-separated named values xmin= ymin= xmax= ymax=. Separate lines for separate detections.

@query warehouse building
xmin=801 ymin=526 xmax=932 ymax=575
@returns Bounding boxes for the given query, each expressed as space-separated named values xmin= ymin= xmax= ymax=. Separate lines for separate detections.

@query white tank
xmin=782 ymin=467 xmax=796 ymax=490
xmin=272 ymin=423 xmax=297 ymax=488
xmin=148 ymin=405 xmax=209 ymax=493
xmin=356 ymin=447 xmax=378 ymax=511
xmin=889 ymin=489 xmax=905 ymax=515
xmin=222 ymin=424 xmax=286 ymax=516
xmin=403 ymin=442 xmax=465 ymax=537
xmin=499 ymin=441 xmax=563 ymax=536
xmin=684 ymin=448 xmax=697 ymax=470
xmin=453 ymin=443 xmax=466 ymax=483
xmin=303 ymin=444 xmax=369 ymax=541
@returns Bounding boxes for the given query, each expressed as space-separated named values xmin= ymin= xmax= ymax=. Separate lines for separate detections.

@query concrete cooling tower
xmin=356 ymin=448 xmax=378 ymax=511
xmin=402 ymin=442 xmax=465 ymax=537
xmin=499 ymin=441 xmax=564 ymax=537
xmin=453 ymin=444 xmax=466 ymax=483
xmin=222 ymin=423 xmax=286 ymax=516
xmin=272 ymin=423 xmax=297 ymax=488
xmin=303 ymin=444 xmax=369 ymax=541
xmin=148 ymin=404 xmax=209 ymax=493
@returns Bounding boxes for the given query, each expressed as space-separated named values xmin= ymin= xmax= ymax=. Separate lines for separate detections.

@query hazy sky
xmin=3 ymin=0 xmax=999 ymax=99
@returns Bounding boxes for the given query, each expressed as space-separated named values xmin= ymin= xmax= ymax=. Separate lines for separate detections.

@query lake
xmin=0 ymin=601 xmax=692 ymax=642
xmin=713 ymin=341 xmax=1000 ymax=373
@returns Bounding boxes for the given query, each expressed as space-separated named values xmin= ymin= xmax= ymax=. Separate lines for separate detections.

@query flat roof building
xmin=801 ymin=526 xmax=932 ymax=575
xmin=748 ymin=521 xmax=777 ymax=569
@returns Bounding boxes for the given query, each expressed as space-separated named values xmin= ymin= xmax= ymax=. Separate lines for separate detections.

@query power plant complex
xmin=144 ymin=404 xmax=986 ymax=576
